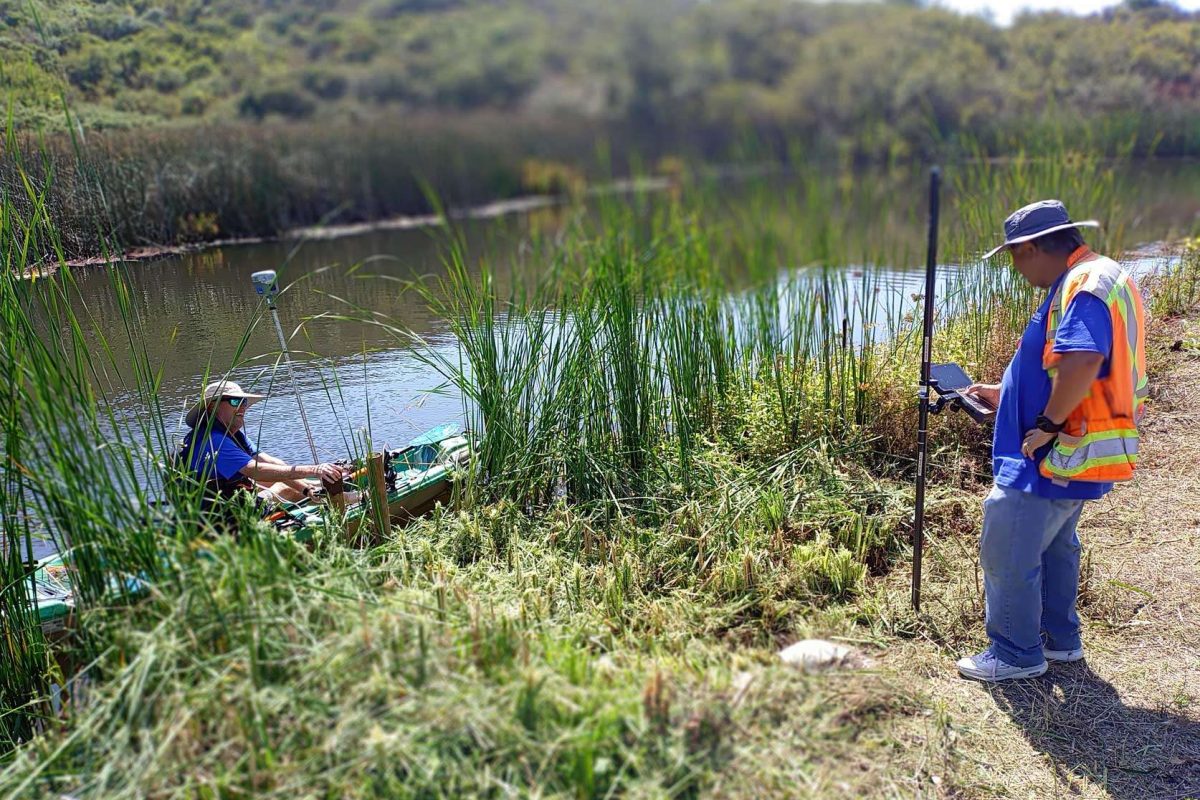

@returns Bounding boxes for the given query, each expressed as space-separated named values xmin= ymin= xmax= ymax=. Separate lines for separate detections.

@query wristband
xmin=1035 ymin=414 xmax=1065 ymax=434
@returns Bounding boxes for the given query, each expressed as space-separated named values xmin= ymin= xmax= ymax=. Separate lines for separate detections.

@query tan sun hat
xmin=184 ymin=380 xmax=266 ymax=428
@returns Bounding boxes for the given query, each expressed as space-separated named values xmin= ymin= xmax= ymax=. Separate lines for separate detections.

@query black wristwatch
xmin=1035 ymin=414 xmax=1065 ymax=434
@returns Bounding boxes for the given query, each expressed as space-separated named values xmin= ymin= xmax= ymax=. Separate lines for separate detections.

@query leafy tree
xmin=4 ymin=0 xmax=1200 ymax=155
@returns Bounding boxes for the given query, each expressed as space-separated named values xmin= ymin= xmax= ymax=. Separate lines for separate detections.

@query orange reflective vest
xmin=1040 ymin=246 xmax=1147 ymax=484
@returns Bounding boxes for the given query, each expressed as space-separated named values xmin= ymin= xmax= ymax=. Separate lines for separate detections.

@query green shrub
xmin=237 ymin=85 xmax=316 ymax=119
xmin=85 ymin=10 xmax=145 ymax=42
xmin=153 ymin=66 xmax=185 ymax=93
xmin=301 ymin=67 xmax=349 ymax=100
xmin=180 ymin=89 xmax=208 ymax=115
xmin=63 ymin=48 xmax=113 ymax=93
xmin=369 ymin=0 xmax=465 ymax=19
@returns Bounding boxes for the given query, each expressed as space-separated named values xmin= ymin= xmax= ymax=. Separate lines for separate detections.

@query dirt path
xmin=882 ymin=316 xmax=1200 ymax=799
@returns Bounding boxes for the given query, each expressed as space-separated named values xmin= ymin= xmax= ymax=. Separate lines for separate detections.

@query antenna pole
xmin=251 ymin=270 xmax=320 ymax=465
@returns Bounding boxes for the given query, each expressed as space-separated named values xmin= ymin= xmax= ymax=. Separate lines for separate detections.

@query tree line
xmin=3 ymin=0 xmax=1199 ymax=155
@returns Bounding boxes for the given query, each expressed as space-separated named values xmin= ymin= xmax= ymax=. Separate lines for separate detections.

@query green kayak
xmin=29 ymin=554 xmax=74 ymax=635
xmin=24 ymin=424 xmax=471 ymax=635
xmin=266 ymin=423 xmax=471 ymax=540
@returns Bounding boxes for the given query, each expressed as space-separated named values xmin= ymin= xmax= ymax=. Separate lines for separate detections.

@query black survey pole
xmin=912 ymin=167 xmax=940 ymax=613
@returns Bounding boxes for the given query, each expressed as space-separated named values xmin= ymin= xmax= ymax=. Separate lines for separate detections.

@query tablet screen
xmin=930 ymin=363 xmax=973 ymax=391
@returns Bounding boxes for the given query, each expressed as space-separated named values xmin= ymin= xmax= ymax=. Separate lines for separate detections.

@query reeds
xmin=0 ymin=145 xmax=182 ymax=748
xmin=2 ymin=114 xmax=643 ymax=261
xmin=1148 ymin=239 xmax=1200 ymax=320
xmin=416 ymin=166 xmax=991 ymax=513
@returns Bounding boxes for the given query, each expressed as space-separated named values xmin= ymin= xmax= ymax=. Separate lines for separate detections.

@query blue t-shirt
xmin=185 ymin=427 xmax=258 ymax=483
xmin=993 ymin=272 xmax=1113 ymax=500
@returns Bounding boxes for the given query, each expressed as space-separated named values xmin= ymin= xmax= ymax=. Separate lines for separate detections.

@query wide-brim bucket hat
xmin=982 ymin=199 xmax=1100 ymax=259
xmin=184 ymin=380 xmax=265 ymax=428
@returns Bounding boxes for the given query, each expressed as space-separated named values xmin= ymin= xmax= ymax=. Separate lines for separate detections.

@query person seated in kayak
xmin=180 ymin=380 xmax=344 ymax=506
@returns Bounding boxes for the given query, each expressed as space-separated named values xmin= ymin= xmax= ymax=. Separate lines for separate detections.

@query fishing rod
xmin=251 ymin=269 xmax=320 ymax=465
xmin=912 ymin=167 xmax=940 ymax=614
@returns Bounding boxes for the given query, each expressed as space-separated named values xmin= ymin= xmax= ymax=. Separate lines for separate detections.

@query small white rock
xmin=778 ymin=639 xmax=872 ymax=673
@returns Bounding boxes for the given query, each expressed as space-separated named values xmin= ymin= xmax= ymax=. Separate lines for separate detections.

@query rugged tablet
xmin=929 ymin=362 xmax=996 ymax=425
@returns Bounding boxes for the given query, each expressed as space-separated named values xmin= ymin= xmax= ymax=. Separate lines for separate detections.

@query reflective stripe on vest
xmin=1040 ymin=247 xmax=1146 ymax=484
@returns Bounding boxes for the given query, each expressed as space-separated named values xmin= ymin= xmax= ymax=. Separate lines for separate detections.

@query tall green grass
xmin=410 ymin=194 xmax=899 ymax=620
xmin=0 ymin=130 xmax=328 ymax=749
xmin=1148 ymin=239 xmax=1200 ymax=320
xmin=415 ymin=153 xmax=1132 ymax=516
xmin=0 ymin=140 xmax=188 ymax=748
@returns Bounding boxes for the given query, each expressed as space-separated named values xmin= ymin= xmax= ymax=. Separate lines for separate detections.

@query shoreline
xmin=28 ymin=159 xmax=1194 ymax=277
xmin=49 ymin=175 xmax=686 ymax=274
xmin=41 ymin=163 xmax=799 ymax=275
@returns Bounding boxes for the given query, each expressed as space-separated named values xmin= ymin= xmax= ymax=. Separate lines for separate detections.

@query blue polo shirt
xmin=185 ymin=427 xmax=259 ymax=483
xmin=993 ymin=273 xmax=1113 ymax=500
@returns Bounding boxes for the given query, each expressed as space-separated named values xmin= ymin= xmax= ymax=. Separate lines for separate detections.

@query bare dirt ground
xmin=877 ymin=316 xmax=1200 ymax=799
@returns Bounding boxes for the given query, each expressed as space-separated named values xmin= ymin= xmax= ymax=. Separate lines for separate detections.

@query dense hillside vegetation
xmin=5 ymin=0 xmax=1199 ymax=259
xmin=5 ymin=0 xmax=1200 ymax=153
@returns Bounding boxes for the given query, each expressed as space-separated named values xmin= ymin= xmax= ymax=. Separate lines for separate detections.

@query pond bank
xmin=48 ymin=165 xmax=803 ymax=274
xmin=6 ymin=317 xmax=1196 ymax=797
xmin=53 ymin=175 xmax=678 ymax=271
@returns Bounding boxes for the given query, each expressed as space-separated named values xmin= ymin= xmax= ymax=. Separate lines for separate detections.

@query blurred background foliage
xmin=3 ymin=0 xmax=1199 ymax=155
xmin=5 ymin=0 xmax=1200 ymax=258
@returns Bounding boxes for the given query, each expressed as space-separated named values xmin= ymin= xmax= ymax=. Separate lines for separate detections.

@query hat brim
xmin=184 ymin=392 xmax=266 ymax=428
xmin=982 ymin=220 xmax=1101 ymax=260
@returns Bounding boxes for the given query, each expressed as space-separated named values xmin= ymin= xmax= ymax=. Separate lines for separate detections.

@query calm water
xmin=23 ymin=164 xmax=1200 ymax=559
xmin=75 ymin=224 xmax=491 ymax=464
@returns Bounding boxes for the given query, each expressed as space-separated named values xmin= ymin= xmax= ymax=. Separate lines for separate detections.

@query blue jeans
xmin=981 ymin=485 xmax=1086 ymax=667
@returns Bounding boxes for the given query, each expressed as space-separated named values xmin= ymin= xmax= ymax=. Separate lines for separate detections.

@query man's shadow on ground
xmin=985 ymin=662 xmax=1200 ymax=799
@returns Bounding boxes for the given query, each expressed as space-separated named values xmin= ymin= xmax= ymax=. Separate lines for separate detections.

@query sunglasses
xmin=222 ymin=396 xmax=247 ymax=409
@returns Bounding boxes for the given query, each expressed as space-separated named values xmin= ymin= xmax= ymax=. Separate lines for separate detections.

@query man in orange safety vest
xmin=957 ymin=199 xmax=1146 ymax=682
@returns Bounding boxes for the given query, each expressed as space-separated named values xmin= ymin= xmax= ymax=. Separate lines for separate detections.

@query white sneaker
xmin=1043 ymin=646 xmax=1085 ymax=662
xmin=956 ymin=649 xmax=1047 ymax=682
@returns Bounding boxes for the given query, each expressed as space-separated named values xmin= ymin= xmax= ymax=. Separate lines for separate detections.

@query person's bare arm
xmin=1021 ymin=351 xmax=1105 ymax=458
xmin=251 ymin=453 xmax=338 ymax=493
xmin=240 ymin=459 xmax=343 ymax=484
xmin=964 ymin=382 xmax=1001 ymax=408
xmin=1042 ymin=351 xmax=1105 ymax=423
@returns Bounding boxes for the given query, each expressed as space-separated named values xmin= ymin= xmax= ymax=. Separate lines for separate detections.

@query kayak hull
xmin=275 ymin=427 xmax=470 ymax=540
